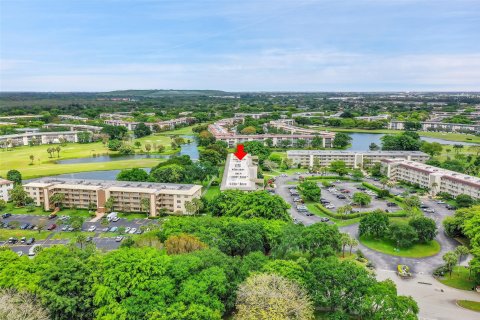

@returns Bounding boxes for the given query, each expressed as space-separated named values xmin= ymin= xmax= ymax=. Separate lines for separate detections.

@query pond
xmin=346 ymin=132 xmax=478 ymax=151
xmin=56 ymin=135 xmax=199 ymax=164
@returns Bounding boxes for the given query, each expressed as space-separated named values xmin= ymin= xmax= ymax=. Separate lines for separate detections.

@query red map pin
xmin=234 ymin=144 xmax=247 ymax=160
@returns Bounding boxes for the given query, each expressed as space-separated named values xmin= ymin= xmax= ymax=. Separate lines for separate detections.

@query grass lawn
xmin=203 ymin=185 xmax=220 ymax=201
xmin=118 ymin=212 xmax=148 ymax=220
xmin=305 ymin=202 xmax=361 ymax=227
xmin=438 ymin=266 xmax=476 ymax=290
xmin=0 ymin=203 xmax=92 ymax=218
xmin=457 ymin=300 xmax=480 ymax=312
xmin=0 ymin=229 xmax=51 ymax=241
xmin=359 ymin=235 xmax=441 ymax=258
xmin=50 ymin=231 xmax=95 ymax=240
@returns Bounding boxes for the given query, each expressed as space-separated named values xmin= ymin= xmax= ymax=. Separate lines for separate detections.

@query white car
xmin=129 ymin=228 xmax=137 ymax=234
xmin=325 ymin=204 xmax=335 ymax=209
xmin=112 ymin=216 xmax=120 ymax=222
xmin=87 ymin=225 xmax=96 ymax=232
xmin=125 ymin=227 xmax=131 ymax=233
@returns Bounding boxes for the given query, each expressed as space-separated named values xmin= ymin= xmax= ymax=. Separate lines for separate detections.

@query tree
xmin=0 ymin=199 xmax=5 ymax=211
xmin=140 ymin=197 xmax=151 ymax=215
xmin=107 ymin=139 xmax=122 ymax=151
xmin=199 ymin=149 xmax=223 ymax=166
xmin=409 ymin=217 xmax=437 ymax=243
xmin=234 ymin=273 xmax=314 ymax=320
xmin=456 ymin=194 xmax=474 ymax=208
xmin=443 ymin=251 xmax=459 ymax=277
xmin=359 ymin=211 xmax=390 ymax=239
xmin=150 ymin=164 xmax=186 ymax=183
xmin=29 ymin=154 xmax=34 ymax=165
xmin=197 ymin=130 xmax=215 ymax=146
xmin=145 ymin=143 xmax=152 ymax=153
xmin=6 ymin=170 xmax=22 ymax=185
xmin=117 ymin=168 xmax=149 ymax=181
xmin=104 ymin=197 xmax=114 ymax=213
xmin=50 ymin=193 xmax=66 ymax=208
xmin=311 ymin=135 xmax=323 ymax=148
xmin=165 ymin=234 xmax=208 ymax=255
xmin=297 ymin=181 xmax=321 ymax=201
xmin=352 ymin=192 xmax=371 ymax=207
xmin=369 ymin=143 xmax=379 ymax=151
xmin=184 ymin=198 xmax=204 ymax=215
xmin=70 ymin=217 xmax=84 ymax=231
xmin=101 ymin=124 xmax=127 ymax=140
xmin=455 ymin=245 xmax=469 ymax=262
xmin=77 ymin=131 xmax=92 ymax=143
xmin=453 ymin=144 xmax=464 ymax=154
xmin=340 ymin=233 xmax=352 ymax=258
xmin=9 ymin=185 xmax=28 ymax=206
xmin=348 ymin=237 xmax=358 ymax=255
xmin=134 ymin=122 xmax=152 ymax=138
xmin=381 ymin=131 xmax=421 ymax=151
xmin=389 ymin=223 xmax=418 ymax=248
xmin=157 ymin=144 xmax=165 ymax=153
xmin=240 ymin=126 xmax=256 ymax=134
xmin=351 ymin=169 xmax=364 ymax=181
xmin=118 ymin=144 xmax=135 ymax=155
xmin=332 ymin=132 xmax=352 ymax=148
xmin=243 ymin=141 xmax=271 ymax=162
xmin=329 ymin=160 xmax=348 ymax=176
xmin=134 ymin=141 xmax=141 ymax=148
xmin=420 ymin=141 xmax=443 ymax=157
xmin=403 ymin=195 xmax=421 ymax=212
xmin=75 ymin=234 xmax=87 ymax=249
xmin=55 ymin=146 xmax=61 ymax=157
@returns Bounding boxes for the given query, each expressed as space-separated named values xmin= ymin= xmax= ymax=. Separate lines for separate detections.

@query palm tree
xmin=29 ymin=154 xmax=35 ymax=164
xmin=140 ymin=197 xmax=151 ymax=216
xmin=55 ymin=146 xmax=61 ymax=158
xmin=75 ymin=234 xmax=87 ymax=249
xmin=380 ymin=177 xmax=388 ymax=189
xmin=340 ymin=233 xmax=351 ymax=258
xmin=348 ymin=238 xmax=359 ymax=255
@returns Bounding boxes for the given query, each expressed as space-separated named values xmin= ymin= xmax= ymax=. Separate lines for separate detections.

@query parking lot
xmin=320 ymin=181 xmax=402 ymax=214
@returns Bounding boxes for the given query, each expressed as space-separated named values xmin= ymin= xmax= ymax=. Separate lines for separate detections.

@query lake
xmin=346 ymin=132 xmax=478 ymax=151
xmin=56 ymin=135 xmax=199 ymax=165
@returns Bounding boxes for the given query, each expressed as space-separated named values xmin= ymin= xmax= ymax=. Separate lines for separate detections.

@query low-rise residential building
xmin=43 ymin=123 xmax=103 ymax=132
xmin=23 ymin=178 xmax=202 ymax=216
xmin=287 ymin=150 xmax=429 ymax=168
xmin=0 ymin=131 xmax=82 ymax=147
xmin=104 ymin=117 xmax=195 ymax=131
xmin=382 ymin=159 xmax=480 ymax=198
xmin=388 ymin=121 xmax=480 ymax=133
xmin=354 ymin=114 xmax=390 ymax=121
xmin=220 ymin=154 xmax=263 ymax=191
xmin=58 ymin=115 xmax=89 ymax=122
xmin=0 ymin=179 xmax=14 ymax=201
xmin=234 ymin=112 xmax=272 ymax=119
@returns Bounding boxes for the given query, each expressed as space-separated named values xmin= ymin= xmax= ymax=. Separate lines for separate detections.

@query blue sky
xmin=1 ymin=0 xmax=479 ymax=91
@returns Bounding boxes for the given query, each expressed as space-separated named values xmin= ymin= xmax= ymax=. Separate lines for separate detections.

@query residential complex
xmin=58 ymin=115 xmax=89 ymax=122
xmin=287 ymin=150 xmax=429 ymax=168
xmin=23 ymin=178 xmax=202 ymax=216
xmin=0 ymin=131 xmax=84 ymax=147
xmin=43 ymin=123 xmax=103 ymax=132
xmin=208 ymin=118 xmax=335 ymax=148
xmin=104 ymin=117 xmax=195 ymax=131
xmin=388 ymin=121 xmax=480 ymax=133
xmin=382 ymin=159 xmax=480 ymax=199
xmin=220 ymin=154 xmax=263 ymax=191
xmin=0 ymin=179 xmax=14 ymax=201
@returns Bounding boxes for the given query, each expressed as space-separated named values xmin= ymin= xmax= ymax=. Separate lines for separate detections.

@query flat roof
xmin=287 ymin=150 xmax=428 ymax=156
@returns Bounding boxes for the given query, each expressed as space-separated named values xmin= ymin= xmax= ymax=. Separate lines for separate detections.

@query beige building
xmin=382 ymin=159 xmax=480 ymax=198
xmin=287 ymin=150 xmax=429 ymax=168
xmin=23 ymin=178 xmax=202 ymax=216
xmin=0 ymin=131 xmax=82 ymax=147
xmin=104 ymin=117 xmax=195 ymax=131
xmin=0 ymin=179 xmax=14 ymax=201
xmin=221 ymin=154 xmax=263 ymax=191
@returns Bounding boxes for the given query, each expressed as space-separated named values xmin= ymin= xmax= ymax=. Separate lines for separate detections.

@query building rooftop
xmin=287 ymin=150 xmax=429 ymax=156
xmin=0 ymin=178 xmax=13 ymax=185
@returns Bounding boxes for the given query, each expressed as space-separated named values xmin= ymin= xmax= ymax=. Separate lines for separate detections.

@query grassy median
xmin=359 ymin=235 xmax=441 ymax=258
xmin=438 ymin=266 xmax=477 ymax=290
xmin=457 ymin=300 xmax=480 ymax=312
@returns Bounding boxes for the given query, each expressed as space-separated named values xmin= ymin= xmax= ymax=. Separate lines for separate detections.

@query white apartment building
xmin=287 ymin=150 xmax=429 ymax=168
xmin=0 ymin=131 xmax=82 ymax=147
xmin=58 ymin=115 xmax=89 ymax=122
xmin=0 ymin=179 xmax=14 ymax=201
xmin=43 ymin=123 xmax=103 ymax=132
xmin=382 ymin=159 xmax=480 ymax=198
xmin=388 ymin=121 xmax=480 ymax=133
xmin=104 ymin=117 xmax=195 ymax=131
xmin=220 ymin=154 xmax=263 ymax=191
xmin=23 ymin=178 xmax=202 ymax=216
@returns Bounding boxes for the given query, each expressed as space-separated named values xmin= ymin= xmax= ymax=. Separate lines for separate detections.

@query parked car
xmin=420 ymin=204 xmax=428 ymax=209
xmin=20 ymin=223 xmax=30 ymax=230
xmin=125 ymin=227 xmax=131 ymax=233
xmin=101 ymin=227 xmax=109 ymax=232
xmin=387 ymin=202 xmax=398 ymax=207
xmin=336 ymin=194 xmax=346 ymax=199
xmin=20 ymin=237 xmax=26 ymax=243
xmin=61 ymin=225 xmax=69 ymax=231
xmin=305 ymin=212 xmax=314 ymax=216
xmin=112 ymin=216 xmax=120 ymax=222
xmin=109 ymin=226 xmax=118 ymax=232
xmin=48 ymin=213 xmax=57 ymax=220
xmin=29 ymin=244 xmax=40 ymax=256
xmin=320 ymin=217 xmax=330 ymax=222
xmin=115 ymin=236 xmax=123 ymax=242
xmin=436 ymin=201 xmax=446 ymax=204
xmin=129 ymin=228 xmax=137 ymax=234
xmin=86 ymin=236 xmax=93 ymax=242
xmin=47 ymin=224 xmax=57 ymax=230
xmin=446 ymin=204 xmax=456 ymax=210
xmin=135 ymin=229 xmax=143 ymax=234
xmin=26 ymin=238 xmax=35 ymax=245
xmin=27 ymin=224 xmax=35 ymax=230
xmin=17 ymin=251 xmax=23 ymax=257
xmin=2 ymin=213 xmax=12 ymax=219
xmin=325 ymin=204 xmax=335 ymax=209
xmin=87 ymin=225 xmax=96 ymax=232
xmin=423 ymin=208 xmax=435 ymax=213
xmin=8 ymin=237 xmax=18 ymax=244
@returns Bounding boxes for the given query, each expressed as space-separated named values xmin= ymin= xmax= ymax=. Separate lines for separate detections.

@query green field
xmin=457 ymin=300 xmax=480 ymax=312
xmin=50 ymin=231 xmax=95 ymax=240
xmin=203 ymin=185 xmax=220 ymax=201
xmin=438 ymin=266 xmax=476 ymax=290
xmin=0 ymin=229 xmax=51 ymax=241
xmin=0 ymin=125 xmax=201 ymax=179
xmin=359 ymin=235 xmax=441 ymax=258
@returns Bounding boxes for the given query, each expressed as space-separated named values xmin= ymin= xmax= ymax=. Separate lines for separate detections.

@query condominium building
xmin=208 ymin=119 xmax=335 ymax=148
xmin=382 ymin=159 xmax=480 ymax=198
xmin=58 ymin=115 xmax=89 ymax=122
xmin=23 ymin=178 xmax=202 ymax=216
xmin=388 ymin=121 xmax=480 ymax=133
xmin=0 ymin=179 xmax=14 ymax=201
xmin=354 ymin=114 xmax=390 ymax=122
xmin=287 ymin=150 xmax=429 ymax=168
xmin=43 ymin=123 xmax=103 ymax=132
xmin=104 ymin=117 xmax=195 ymax=131
xmin=0 ymin=131 xmax=83 ymax=147
xmin=220 ymin=154 xmax=263 ymax=191
xmin=234 ymin=112 xmax=272 ymax=119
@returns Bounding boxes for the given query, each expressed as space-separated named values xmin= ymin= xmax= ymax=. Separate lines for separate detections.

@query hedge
xmin=305 ymin=175 xmax=351 ymax=181
xmin=361 ymin=182 xmax=404 ymax=203
xmin=314 ymin=203 xmax=407 ymax=221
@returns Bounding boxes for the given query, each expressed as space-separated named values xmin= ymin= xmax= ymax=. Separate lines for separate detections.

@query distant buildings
xmin=0 ymin=131 xmax=84 ymax=147
xmin=388 ymin=121 xmax=480 ymax=133
xmin=287 ymin=150 xmax=429 ymax=168
xmin=382 ymin=159 xmax=480 ymax=198
xmin=0 ymin=115 xmax=43 ymax=121
xmin=43 ymin=123 xmax=103 ymax=133
xmin=58 ymin=115 xmax=89 ymax=122
xmin=23 ymin=178 xmax=202 ymax=216
xmin=103 ymin=117 xmax=195 ymax=131
xmin=0 ymin=179 xmax=14 ymax=201
xmin=220 ymin=154 xmax=263 ymax=191
xmin=208 ymin=118 xmax=335 ymax=148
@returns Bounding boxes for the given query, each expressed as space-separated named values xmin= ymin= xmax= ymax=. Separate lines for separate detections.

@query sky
xmin=1 ymin=0 xmax=479 ymax=92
